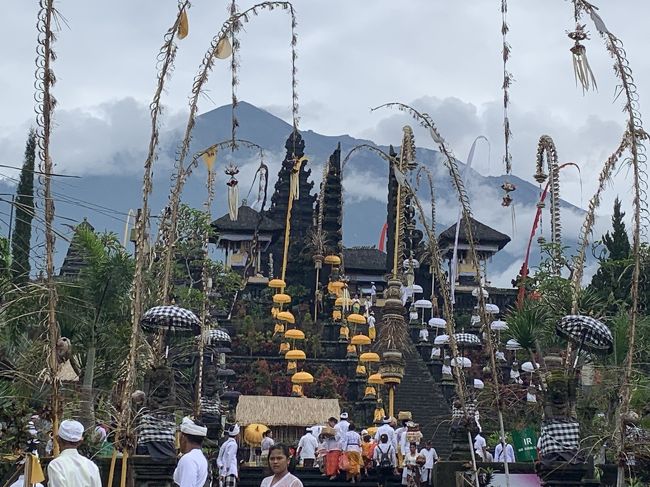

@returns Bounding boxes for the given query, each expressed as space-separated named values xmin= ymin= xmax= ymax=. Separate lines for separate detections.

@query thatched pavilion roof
xmin=235 ymin=395 xmax=340 ymax=427
xmin=438 ymin=216 xmax=510 ymax=251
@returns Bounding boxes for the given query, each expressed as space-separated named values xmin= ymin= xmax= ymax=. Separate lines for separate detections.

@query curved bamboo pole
xmin=35 ymin=0 xmax=60 ymax=455
xmin=571 ymin=3 xmax=648 ymax=484
xmin=342 ymin=143 xmax=478 ymax=486
xmin=159 ymin=1 xmax=298 ymax=304
xmin=372 ymin=102 xmax=510 ymax=486
xmin=114 ymin=3 xmax=189 ymax=480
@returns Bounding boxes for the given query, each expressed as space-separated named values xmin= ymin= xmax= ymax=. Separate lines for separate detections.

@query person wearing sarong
xmin=401 ymin=443 xmax=418 ymax=486
xmin=217 ymin=424 xmax=240 ymax=487
xmin=342 ymin=423 xmax=362 ymax=483
xmin=360 ymin=433 xmax=375 ymax=478
xmin=324 ymin=434 xmax=341 ymax=479
xmin=367 ymin=312 xmax=376 ymax=341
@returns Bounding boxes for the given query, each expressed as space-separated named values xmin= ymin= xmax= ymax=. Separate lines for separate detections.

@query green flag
xmin=511 ymin=427 xmax=538 ymax=462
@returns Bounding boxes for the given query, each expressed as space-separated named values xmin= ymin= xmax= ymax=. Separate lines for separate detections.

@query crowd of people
xmin=289 ymin=412 xmax=439 ymax=487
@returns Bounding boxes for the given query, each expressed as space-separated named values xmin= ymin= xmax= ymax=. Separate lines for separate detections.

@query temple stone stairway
xmin=369 ymin=305 xmax=452 ymax=460
xmin=393 ymin=351 xmax=452 ymax=459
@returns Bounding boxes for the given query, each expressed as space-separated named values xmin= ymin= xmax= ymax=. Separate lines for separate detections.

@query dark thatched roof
xmin=212 ymin=205 xmax=283 ymax=233
xmin=343 ymin=247 xmax=387 ymax=272
xmin=438 ymin=217 xmax=510 ymax=250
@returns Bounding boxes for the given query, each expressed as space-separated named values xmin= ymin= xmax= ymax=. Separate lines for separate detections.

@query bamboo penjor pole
xmin=35 ymin=0 xmax=61 ymax=455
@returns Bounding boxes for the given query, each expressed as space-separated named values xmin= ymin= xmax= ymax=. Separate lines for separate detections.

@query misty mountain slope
xmin=1 ymin=101 xmax=589 ymax=287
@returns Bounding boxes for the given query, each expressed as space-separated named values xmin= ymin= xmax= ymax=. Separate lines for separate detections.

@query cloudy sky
xmin=1 ymin=0 xmax=649 ymax=236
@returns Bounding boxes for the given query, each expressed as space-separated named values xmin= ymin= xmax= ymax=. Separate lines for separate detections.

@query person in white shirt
xmin=374 ymin=417 xmax=397 ymax=452
xmin=473 ymin=433 xmax=487 ymax=461
xmin=418 ymin=441 xmax=438 ymax=486
xmin=373 ymin=434 xmax=397 ymax=487
xmin=260 ymin=430 xmax=275 ymax=464
xmin=367 ymin=312 xmax=377 ymax=341
xmin=174 ymin=417 xmax=209 ymax=487
xmin=342 ymin=423 xmax=362 ymax=483
xmin=297 ymin=427 xmax=319 ymax=468
xmin=334 ymin=412 xmax=350 ymax=442
xmin=494 ymin=438 xmax=516 ymax=463
xmin=47 ymin=419 xmax=102 ymax=487
xmin=261 ymin=444 xmax=304 ymax=487
xmin=217 ymin=424 xmax=241 ymax=487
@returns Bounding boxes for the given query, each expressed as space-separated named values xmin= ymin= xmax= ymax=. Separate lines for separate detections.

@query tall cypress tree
xmin=11 ymin=129 xmax=36 ymax=285
xmin=589 ymin=197 xmax=631 ymax=306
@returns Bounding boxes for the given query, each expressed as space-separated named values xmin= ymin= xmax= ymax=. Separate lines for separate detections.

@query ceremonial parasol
xmin=454 ymin=333 xmax=482 ymax=347
xmin=414 ymin=299 xmax=432 ymax=325
xmin=474 ymin=379 xmax=485 ymax=389
xmin=434 ymin=334 xmax=449 ymax=345
xmin=451 ymin=357 xmax=472 ymax=368
xmin=490 ymin=320 xmax=508 ymax=331
xmin=484 ymin=303 xmax=500 ymax=314
xmin=472 ymin=288 xmax=489 ymax=298
xmin=141 ymin=305 xmax=200 ymax=334
xmin=521 ymin=361 xmax=539 ymax=373
xmin=429 ymin=317 xmax=446 ymax=328
xmin=506 ymin=339 xmax=523 ymax=351
xmin=411 ymin=284 xmax=424 ymax=294
xmin=203 ymin=328 xmax=231 ymax=345
xmin=557 ymin=314 xmax=613 ymax=367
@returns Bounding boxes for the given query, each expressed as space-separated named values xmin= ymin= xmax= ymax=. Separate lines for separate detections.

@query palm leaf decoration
xmin=504 ymin=300 xmax=550 ymax=352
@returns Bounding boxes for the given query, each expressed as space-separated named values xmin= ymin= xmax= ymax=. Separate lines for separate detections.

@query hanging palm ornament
xmin=225 ymin=163 xmax=240 ymax=221
xmin=568 ymin=3 xmax=597 ymax=93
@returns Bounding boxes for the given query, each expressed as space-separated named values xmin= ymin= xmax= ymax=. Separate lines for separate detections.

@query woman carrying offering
xmin=260 ymin=444 xmax=304 ymax=487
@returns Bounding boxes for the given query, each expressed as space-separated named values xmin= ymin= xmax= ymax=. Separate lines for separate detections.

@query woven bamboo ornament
xmin=178 ymin=9 xmax=189 ymax=39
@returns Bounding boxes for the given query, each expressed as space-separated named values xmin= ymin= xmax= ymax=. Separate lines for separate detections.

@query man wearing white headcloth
xmin=174 ymin=417 xmax=208 ymax=487
xmin=47 ymin=419 xmax=102 ymax=487
xmin=217 ymin=424 xmax=240 ymax=487
xmin=334 ymin=412 xmax=349 ymax=442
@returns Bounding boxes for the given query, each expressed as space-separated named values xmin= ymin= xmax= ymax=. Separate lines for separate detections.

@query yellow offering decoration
xmin=273 ymin=323 xmax=285 ymax=335
xmin=279 ymin=342 xmax=290 ymax=354
xmin=339 ymin=325 xmax=349 ymax=339
xmin=333 ymin=309 xmax=342 ymax=321
xmin=356 ymin=364 xmax=367 ymax=376
xmin=287 ymin=360 xmax=297 ymax=373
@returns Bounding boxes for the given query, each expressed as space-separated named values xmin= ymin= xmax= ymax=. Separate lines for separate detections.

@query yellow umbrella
xmin=359 ymin=352 xmax=380 ymax=363
xmin=244 ymin=424 xmax=269 ymax=446
xmin=284 ymin=329 xmax=305 ymax=340
xmin=269 ymin=278 xmax=286 ymax=289
xmin=292 ymin=371 xmax=314 ymax=384
xmin=368 ymin=373 xmax=384 ymax=385
xmin=273 ymin=293 xmax=292 ymax=305
xmin=324 ymin=255 xmax=342 ymax=266
xmin=351 ymin=334 xmax=371 ymax=346
xmin=335 ymin=297 xmax=353 ymax=307
xmin=347 ymin=313 xmax=366 ymax=325
xmin=277 ymin=311 xmax=295 ymax=324
xmin=328 ymin=281 xmax=345 ymax=294
xmin=285 ymin=349 xmax=306 ymax=360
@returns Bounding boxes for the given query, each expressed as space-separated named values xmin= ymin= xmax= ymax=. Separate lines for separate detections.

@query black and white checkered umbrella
xmin=203 ymin=328 xmax=232 ymax=345
xmin=556 ymin=315 xmax=613 ymax=354
xmin=141 ymin=305 xmax=200 ymax=334
xmin=453 ymin=333 xmax=482 ymax=347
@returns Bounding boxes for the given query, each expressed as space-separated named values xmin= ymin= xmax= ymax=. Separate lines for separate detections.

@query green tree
xmin=589 ymin=197 xmax=632 ymax=311
xmin=57 ymin=228 xmax=134 ymax=427
xmin=10 ymin=130 xmax=36 ymax=285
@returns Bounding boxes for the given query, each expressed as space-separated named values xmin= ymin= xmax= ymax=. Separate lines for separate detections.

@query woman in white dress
xmin=261 ymin=444 xmax=304 ymax=487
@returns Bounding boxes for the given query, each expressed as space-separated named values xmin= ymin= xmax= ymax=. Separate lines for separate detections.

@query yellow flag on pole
xmin=28 ymin=453 xmax=46 ymax=484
